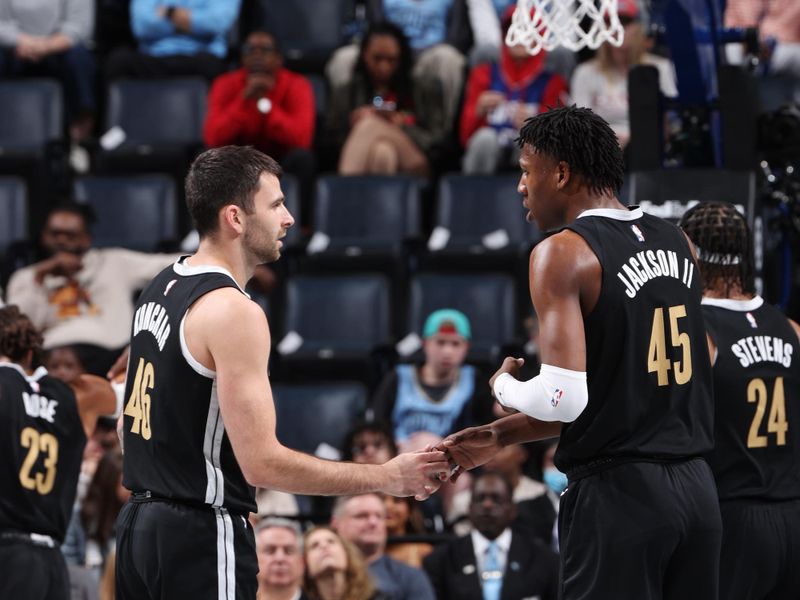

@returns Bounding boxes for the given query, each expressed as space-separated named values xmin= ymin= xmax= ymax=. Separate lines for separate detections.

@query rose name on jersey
xmin=133 ymin=301 xmax=171 ymax=351
xmin=22 ymin=391 xmax=58 ymax=423
xmin=616 ymin=249 xmax=694 ymax=299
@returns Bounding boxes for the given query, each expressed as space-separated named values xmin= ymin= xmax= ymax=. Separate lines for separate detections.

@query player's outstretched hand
xmin=380 ymin=449 xmax=450 ymax=501
xmin=438 ymin=425 xmax=502 ymax=483
xmin=488 ymin=357 xmax=524 ymax=396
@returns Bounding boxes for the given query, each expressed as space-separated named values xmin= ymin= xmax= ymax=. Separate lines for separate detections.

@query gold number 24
xmin=125 ymin=357 xmax=155 ymax=440
xmin=747 ymin=377 xmax=788 ymax=448
xmin=647 ymin=305 xmax=693 ymax=386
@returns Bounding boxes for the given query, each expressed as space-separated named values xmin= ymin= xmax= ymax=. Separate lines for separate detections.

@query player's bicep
xmin=529 ymin=237 xmax=587 ymax=372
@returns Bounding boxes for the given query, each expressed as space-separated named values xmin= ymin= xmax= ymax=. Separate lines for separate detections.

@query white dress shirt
xmin=471 ymin=527 xmax=512 ymax=576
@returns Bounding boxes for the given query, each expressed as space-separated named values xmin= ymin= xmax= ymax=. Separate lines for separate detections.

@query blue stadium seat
xmin=0 ymin=178 xmax=27 ymax=257
xmin=311 ymin=175 xmax=421 ymax=255
xmin=408 ymin=272 xmax=518 ymax=363
xmin=0 ymin=79 xmax=63 ymax=153
xmin=252 ymin=0 xmax=354 ymax=70
xmin=279 ymin=273 xmax=392 ymax=359
xmin=280 ymin=174 xmax=302 ymax=248
xmin=73 ymin=175 xmax=178 ymax=251
xmin=272 ymin=382 xmax=367 ymax=455
xmin=103 ymin=78 xmax=207 ymax=150
xmin=434 ymin=174 xmax=542 ymax=252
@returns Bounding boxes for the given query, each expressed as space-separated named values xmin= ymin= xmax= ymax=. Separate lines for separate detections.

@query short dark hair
xmin=517 ymin=105 xmax=625 ymax=197
xmin=46 ymin=201 xmax=96 ymax=232
xmin=0 ymin=305 xmax=43 ymax=365
xmin=679 ymin=201 xmax=755 ymax=296
xmin=470 ymin=469 xmax=514 ymax=500
xmin=185 ymin=146 xmax=282 ymax=237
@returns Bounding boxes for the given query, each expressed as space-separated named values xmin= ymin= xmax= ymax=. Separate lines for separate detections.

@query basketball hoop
xmin=506 ymin=0 xmax=625 ymax=55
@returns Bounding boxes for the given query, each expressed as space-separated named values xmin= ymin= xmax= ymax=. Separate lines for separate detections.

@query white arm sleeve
xmin=109 ymin=381 xmax=126 ymax=419
xmin=493 ymin=364 xmax=588 ymax=422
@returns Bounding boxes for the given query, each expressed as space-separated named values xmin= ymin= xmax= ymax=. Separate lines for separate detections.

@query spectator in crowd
xmin=423 ymin=471 xmax=559 ymax=600
xmin=331 ymin=494 xmax=435 ymax=600
xmin=372 ymin=309 xmax=493 ymax=450
xmin=447 ymin=443 xmax=556 ymax=544
xmin=326 ymin=0 xmax=468 ymax=125
xmin=81 ymin=449 xmax=128 ymax=585
xmin=303 ymin=525 xmax=384 ymax=600
xmin=5 ymin=203 xmax=179 ymax=375
xmin=204 ymin=29 xmax=316 ymax=217
xmin=341 ymin=421 xmax=398 ymax=465
xmin=45 ymin=344 xmax=87 ymax=385
xmin=256 ymin=518 xmax=309 ymax=600
xmin=383 ymin=495 xmax=433 ymax=568
xmin=0 ymin=0 xmax=97 ymax=152
xmin=570 ymin=0 xmax=676 ymax=148
xmin=325 ymin=22 xmax=447 ymax=177
xmin=460 ymin=7 xmax=569 ymax=174
xmin=105 ymin=0 xmax=240 ymax=81
xmin=725 ymin=0 xmax=800 ymax=78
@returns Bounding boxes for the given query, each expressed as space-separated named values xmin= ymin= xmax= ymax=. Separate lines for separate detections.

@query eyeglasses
xmin=242 ymin=43 xmax=278 ymax=55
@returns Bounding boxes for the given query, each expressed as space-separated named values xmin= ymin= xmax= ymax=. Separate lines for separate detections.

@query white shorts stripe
xmin=223 ymin=511 xmax=236 ymax=600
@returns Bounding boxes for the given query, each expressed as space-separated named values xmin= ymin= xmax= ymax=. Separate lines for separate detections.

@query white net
xmin=505 ymin=0 xmax=625 ymax=55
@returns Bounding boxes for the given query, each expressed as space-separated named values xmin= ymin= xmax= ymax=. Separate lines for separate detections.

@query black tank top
xmin=0 ymin=364 xmax=85 ymax=542
xmin=556 ymin=207 xmax=714 ymax=474
xmin=122 ymin=258 xmax=257 ymax=514
xmin=702 ymin=297 xmax=800 ymax=501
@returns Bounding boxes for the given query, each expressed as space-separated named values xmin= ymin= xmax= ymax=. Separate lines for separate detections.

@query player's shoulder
xmin=531 ymin=229 xmax=596 ymax=269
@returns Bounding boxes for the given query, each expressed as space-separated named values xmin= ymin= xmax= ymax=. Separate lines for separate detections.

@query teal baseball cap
xmin=423 ymin=309 xmax=471 ymax=339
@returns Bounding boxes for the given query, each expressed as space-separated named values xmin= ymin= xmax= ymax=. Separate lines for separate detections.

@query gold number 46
xmin=647 ymin=305 xmax=693 ymax=386
xmin=19 ymin=427 xmax=59 ymax=495
xmin=747 ymin=377 xmax=788 ymax=448
xmin=125 ymin=357 xmax=155 ymax=440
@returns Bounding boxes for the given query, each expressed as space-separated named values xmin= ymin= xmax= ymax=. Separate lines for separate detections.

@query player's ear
xmin=222 ymin=205 xmax=245 ymax=234
xmin=555 ymin=160 xmax=571 ymax=190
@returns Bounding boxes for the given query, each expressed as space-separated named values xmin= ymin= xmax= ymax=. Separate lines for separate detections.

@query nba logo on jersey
xmin=630 ymin=224 xmax=645 ymax=242
xmin=164 ymin=279 xmax=177 ymax=296
xmin=551 ymin=389 xmax=564 ymax=407
xmin=746 ymin=312 xmax=758 ymax=329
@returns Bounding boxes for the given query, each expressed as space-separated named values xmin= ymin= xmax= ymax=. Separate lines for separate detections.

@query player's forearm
xmin=491 ymin=413 xmax=561 ymax=446
xmin=245 ymin=444 xmax=390 ymax=496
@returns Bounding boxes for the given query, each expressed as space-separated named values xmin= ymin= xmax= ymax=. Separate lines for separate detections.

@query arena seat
xmin=0 ymin=79 xmax=63 ymax=154
xmin=0 ymin=177 xmax=28 ymax=260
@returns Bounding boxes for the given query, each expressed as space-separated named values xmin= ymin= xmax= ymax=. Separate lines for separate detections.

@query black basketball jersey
xmin=555 ymin=207 xmax=714 ymax=474
xmin=122 ymin=258 xmax=257 ymax=514
xmin=0 ymin=363 xmax=85 ymax=542
xmin=702 ymin=297 xmax=800 ymax=501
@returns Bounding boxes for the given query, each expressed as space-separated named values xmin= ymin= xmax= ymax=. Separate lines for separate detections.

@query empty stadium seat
xmin=73 ymin=175 xmax=178 ymax=251
xmin=0 ymin=79 xmax=63 ymax=154
xmin=280 ymin=174 xmax=302 ymax=249
xmin=279 ymin=273 xmax=392 ymax=359
xmin=95 ymin=78 xmax=207 ymax=184
xmin=0 ymin=178 xmax=27 ymax=259
xmin=407 ymin=272 xmax=519 ymax=364
xmin=422 ymin=174 xmax=541 ymax=272
xmin=310 ymin=175 xmax=421 ymax=256
xmin=272 ymin=382 xmax=367 ymax=456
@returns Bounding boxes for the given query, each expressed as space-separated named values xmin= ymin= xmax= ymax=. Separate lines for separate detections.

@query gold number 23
xmin=125 ymin=357 xmax=155 ymax=440
xmin=19 ymin=427 xmax=59 ymax=495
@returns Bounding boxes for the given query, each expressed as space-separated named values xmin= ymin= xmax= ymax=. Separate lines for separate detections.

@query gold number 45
xmin=747 ymin=377 xmax=788 ymax=448
xmin=19 ymin=427 xmax=59 ymax=495
xmin=125 ymin=357 xmax=155 ymax=440
xmin=647 ymin=305 xmax=693 ymax=386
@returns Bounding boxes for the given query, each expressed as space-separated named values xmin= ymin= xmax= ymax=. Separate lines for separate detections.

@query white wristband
xmin=493 ymin=364 xmax=588 ymax=422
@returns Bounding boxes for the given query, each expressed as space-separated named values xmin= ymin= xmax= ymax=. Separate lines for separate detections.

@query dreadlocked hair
xmin=679 ymin=201 xmax=755 ymax=296
xmin=517 ymin=105 xmax=624 ymax=197
xmin=0 ymin=305 xmax=43 ymax=365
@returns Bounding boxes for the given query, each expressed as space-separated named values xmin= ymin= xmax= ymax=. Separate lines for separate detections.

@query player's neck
xmin=0 ymin=354 xmax=32 ymax=372
xmin=568 ymin=192 xmax=626 ymax=223
xmin=189 ymin=239 xmax=253 ymax=290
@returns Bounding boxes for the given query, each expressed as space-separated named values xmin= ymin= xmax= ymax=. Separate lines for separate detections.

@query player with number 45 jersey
xmin=681 ymin=202 xmax=800 ymax=600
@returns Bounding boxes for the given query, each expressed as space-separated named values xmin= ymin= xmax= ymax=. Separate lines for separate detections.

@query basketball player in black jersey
xmin=680 ymin=202 xmax=800 ymax=600
xmin=440 ymin=106 xmax=721 ymax=599
xmin=0 ymin=305 xmax=116 ymax=600
xmin=115 ymin=145 xmax=449 ymax=600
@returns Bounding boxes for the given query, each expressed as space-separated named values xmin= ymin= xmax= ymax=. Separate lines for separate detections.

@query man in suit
xmin=423 ymin=471 xmax=559 ymax=600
